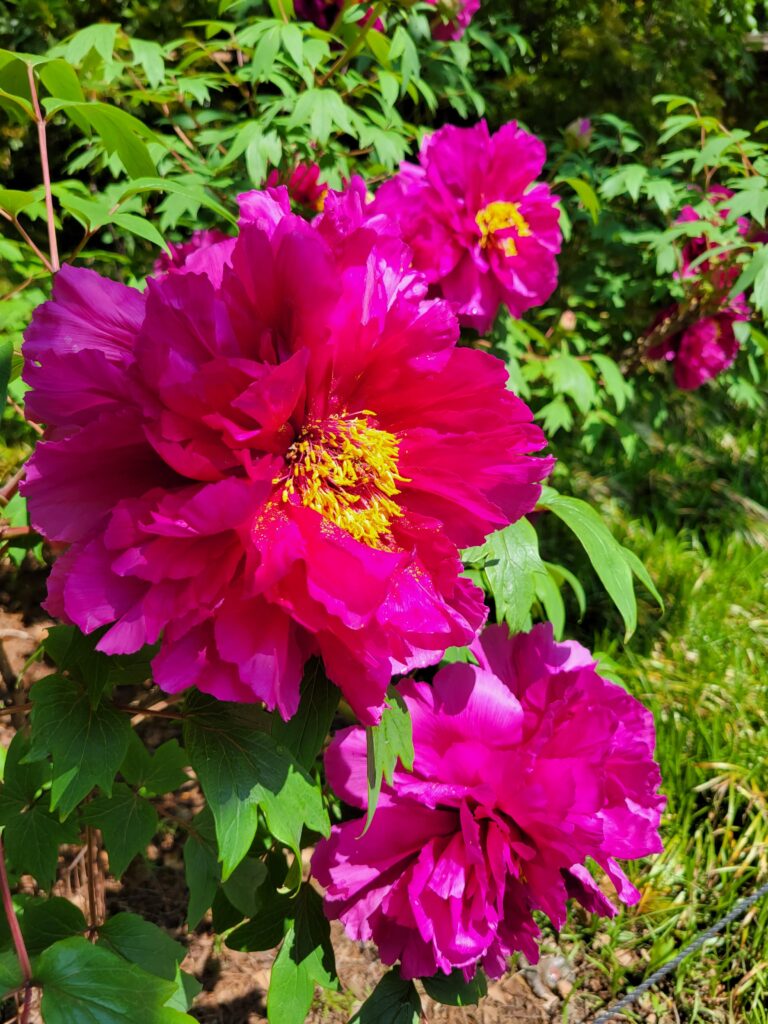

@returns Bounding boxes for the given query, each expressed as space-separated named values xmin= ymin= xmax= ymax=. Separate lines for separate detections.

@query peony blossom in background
xmin=265 ymin=161 xmax=329 ymax=212
xmin=293 ymin=0 xmax=479 ymax=40
xmin=22 ymin=183 xmax=552 ymax=724
xmin=428 ymin=0 xmax=480 ymax=40
xmin=647 ymin=300 xmax=748 ymax=390
xmin=372 ymin=120 xmax=561 ymax=333
xmin=153 ymin=229 xmax=230 ymax=276
xmin=313 ymin=623 xmax=664 ymax=979
xmin=645 ymin=187 xmax=752 ymax=389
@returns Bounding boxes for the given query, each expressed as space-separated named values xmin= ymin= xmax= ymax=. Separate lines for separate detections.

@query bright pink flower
xmin=153 ymin=229 xmax=230 ymax=276
xmin=265 ymin=162 xmax=329 ymax=213
xmin=648 ymin=304 xmax=747 ymax=390
xmin=294 ymin=0 xmax=383 ymax=31
xmin=22 ymin=187 xmax=552 ymax=723
xmin=676 ymin=186 xmax=749 ymax=278
xmin=313 ymin=624 xmax=664 ymax=979
xmin=428 ymin=0 xmax=480 ymax=40
xmin=372 ymin=120 xmax=561 ymax=333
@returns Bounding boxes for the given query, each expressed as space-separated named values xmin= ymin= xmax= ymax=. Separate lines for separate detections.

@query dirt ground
xmin=0 ymin=565 xmax=675 ymax=1024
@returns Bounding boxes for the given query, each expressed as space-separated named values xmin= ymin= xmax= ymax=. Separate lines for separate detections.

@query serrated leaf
xmin=80 ymin=784 xmax=158 ymax=877
xmin=98 ymin=913 xmax=185 ymax=981
xmin=184 ymin=694 xmax=328 ymax=878
xmin=271 ymin=662 xmax=339 ymax=770
xmin=364 ymin=687 xmax=413 ymax=832
xmin=422 ymin=967 xmax=487 ymax=1006
xmin=36 ymin=937 xmax=179 ymax=1024
xmin=349 ymin=968 xmax=421 ymax=1023
xmin=25 ymin=674 xmax=132 ymax=816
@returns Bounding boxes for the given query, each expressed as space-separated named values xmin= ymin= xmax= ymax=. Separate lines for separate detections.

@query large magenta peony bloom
xmin=428 ymin=0 xmax=480 ymax=40
xmin=372 ymin=120 xmax=561 ymax=333
xmin=313 ymin=623 xmax=664 ymax=979
xmin=22 ymin=185 xmax=552 ymax=723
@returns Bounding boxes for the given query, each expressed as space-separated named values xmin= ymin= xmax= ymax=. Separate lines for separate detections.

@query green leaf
xmin=98 ymin=913 xmax=185 ymax=981
xmin=183 ymin=808 xmax=220 ymax=927
xmin=131 ymin=39 xmax=166 ymax=88
xmin=0 ymin=949 xmax=23 ymax=998
xmin=43 ymin=625 xmax=113 ymax=705
xmin=0 ymin=735 xmax=78 ymax=887
xmin=80 ymin=783 xmax=158 ymax=877
xmin=559 ymin=176 xmax=600 ymax=223
xmin=113 ymin=212 xmax=168 ymax=250
xmin=0 ymin=187 xmax=43 ymax=217
xmin=26 ymin=674 xmax=132 ymax=817
xmin=464 ymin=518 xmax=545 ymax=633
xmin=35 ymin=937 xmax=179 ymax=1024
xmin=538 ymin=492 xmax=637 ymax=639
xmin=64 ymin=24 xmax=119 ymax=64
xmin=0 ymin=336 xmax=11 ymax=409
xmin=593 ymin=354 xmax=630 ymax=414
xmin=266 ymin=886 xmax=337 ymax=1024
xmin=222 ymin=856 xmax=268 ymax=917
xmin=364 ymin=686 xmax=413 ymax=831
xmin=226 ymin=885 xmax=295 ymax=952
xmin=422 ymin=967 xmax=487 ymax=1006
xmin=547 ymin=354 xmax=596 ymax=415
xmin=38 ymin=58 xmax=84 ymax=103
xmin=44 ymin=100 xmax=157 ymax=179
xmin=21 ymin=897 xmax=86 ymax=955
xmin=349 ymin=968 xmax=422 ymax=1023
xmin=271 ymin=662 xmax=339 ymax=770
xmin=620 ymin=547 xmax=664 ymax=611
xmin=184 ymin=694 xmax=328 ymax=878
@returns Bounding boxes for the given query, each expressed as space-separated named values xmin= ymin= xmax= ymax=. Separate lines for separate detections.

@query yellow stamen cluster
xmin=280 ymin=414 xmax=407 ymax=548
xmin=476 ymin=200 xmax=532 ymax=258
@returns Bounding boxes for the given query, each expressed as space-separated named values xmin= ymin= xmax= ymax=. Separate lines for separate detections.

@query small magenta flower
xmin=372 ymin=120 xmax=561 ymax=332
xmin=22 ymin=186 xmax=552 ymax=724
xmin=153 ymin=229 xmax=230 ymax=276
xmin=313 ymin=623 xmax=664 ymax=979
xmin=265 ymin=161 xmax=329 ymax=212
xmin=428 ymin=0 xmax=480 ymax=40
xmin=647 ymin=301 xmax=747 ymax=390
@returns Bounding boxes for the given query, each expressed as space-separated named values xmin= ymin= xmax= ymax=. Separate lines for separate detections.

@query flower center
xmin=280 ymin=414 xmax=407 ymax=548
xmin=476 ymin=200 xmax=532 ymax=257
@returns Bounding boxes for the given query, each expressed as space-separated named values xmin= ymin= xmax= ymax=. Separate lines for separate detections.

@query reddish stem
xmin=26 ymin=64 xmax=59 ymax=273
xmin=0 ymin=836 xmax=32 ymax=1022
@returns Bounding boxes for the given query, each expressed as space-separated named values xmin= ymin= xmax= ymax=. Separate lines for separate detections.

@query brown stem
xmin=85 ymin=826 xmax=99 ymax=934
xmin=0 ymin=467 xmax=26 ymax=507
xmin=0 ymin=209 xmax=53 ymax=272
xmin=318 ymin=2 xmax=386 ymax=87
xmin=0 ymin=836 xmax=33 ymax=1021
xmin=26 ymin=64 xmax=59 ymax=273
